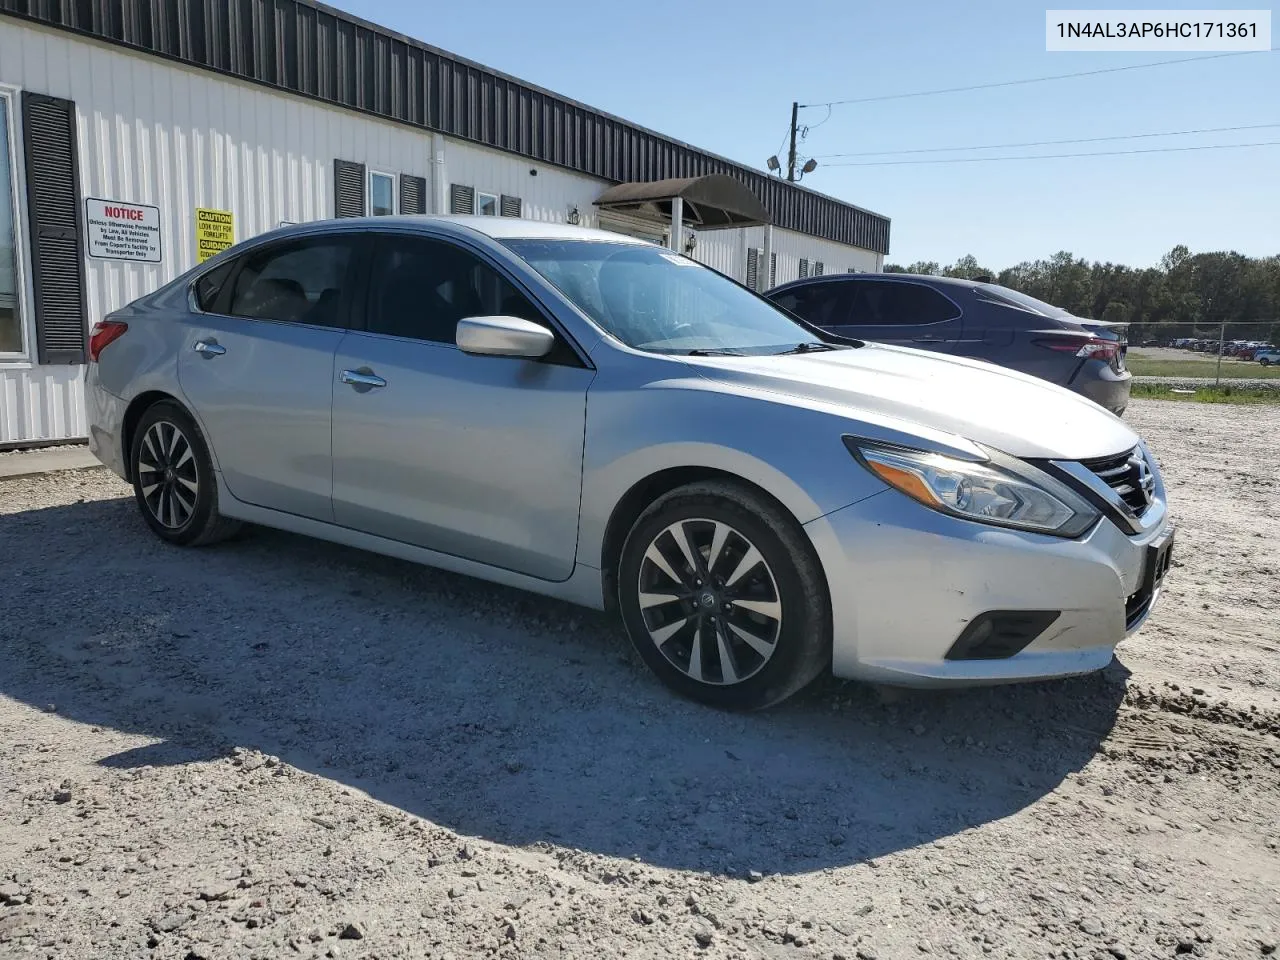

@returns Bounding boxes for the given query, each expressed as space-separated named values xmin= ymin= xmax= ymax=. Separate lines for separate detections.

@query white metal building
xmin=0 ymin=1 xmax=890 ymax=447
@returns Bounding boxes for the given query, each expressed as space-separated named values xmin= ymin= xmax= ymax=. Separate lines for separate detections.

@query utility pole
xmin=786 ymin=101 xmax=799 ymax=182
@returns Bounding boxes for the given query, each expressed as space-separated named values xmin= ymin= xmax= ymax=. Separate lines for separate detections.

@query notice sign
xmin=195 ymin=208 xmax=235 ymax=263
xmin=85 ymin=198 xmax=162 ymax=263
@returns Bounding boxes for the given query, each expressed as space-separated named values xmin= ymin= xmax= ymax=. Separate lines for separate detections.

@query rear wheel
xmin=130 ymin=400 xmax=241 ymax=546
xmin=1261 ymin=357 xmax=1271 ymax=366
xmin=617 ymin=481 xmax=831 ymax=710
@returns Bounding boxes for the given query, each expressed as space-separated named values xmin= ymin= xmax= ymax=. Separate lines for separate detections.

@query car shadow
xmin=0 ymin=494 xmax=1128 ymax=876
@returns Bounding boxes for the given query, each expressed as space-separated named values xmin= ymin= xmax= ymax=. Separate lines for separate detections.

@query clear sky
xmin=330 ymin=0 xmax=1277 ymax=269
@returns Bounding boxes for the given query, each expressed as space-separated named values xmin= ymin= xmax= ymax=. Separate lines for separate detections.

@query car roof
xmin=259 ymin=215 xmax=652 ymax=245
xmin=770 ymin=272 xmax=983 ymax=293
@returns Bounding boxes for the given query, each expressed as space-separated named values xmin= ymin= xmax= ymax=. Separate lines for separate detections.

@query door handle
xmin=193 ymin=339 xmax=226 ymax=357
xmin=912 ymin=336 xmax=945 ymax=344
xmin=340 ymin=369 xmax=387 ymax=389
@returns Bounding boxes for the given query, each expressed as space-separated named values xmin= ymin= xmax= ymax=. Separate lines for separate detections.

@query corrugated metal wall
xmin=0 ymin=0 xmax=890 ymax=254
xmin=693 ymin=226 xmax=880 ymax=284
xmin=0 ymin=364 xmax=83 ymax=444
xmin=0 ymin=20 xmax=883 ymax=443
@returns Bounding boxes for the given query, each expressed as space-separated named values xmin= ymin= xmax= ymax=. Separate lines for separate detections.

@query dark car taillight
xmin=88 ymin=320 xmax=128 ymax=362
xmin=1033 ymin=335 xmax=1120 ymax=361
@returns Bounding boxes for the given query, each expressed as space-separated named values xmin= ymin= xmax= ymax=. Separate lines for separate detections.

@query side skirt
xmin=215 ymin=476 xmax=607 ymax=612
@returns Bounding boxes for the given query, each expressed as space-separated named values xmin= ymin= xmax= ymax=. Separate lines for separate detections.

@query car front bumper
xmin=804 ymin=489 xmax=1172 ymax=686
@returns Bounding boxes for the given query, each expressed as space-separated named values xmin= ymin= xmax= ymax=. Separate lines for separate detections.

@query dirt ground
xmin=1 ymin=398 xmax=1277 ymax=960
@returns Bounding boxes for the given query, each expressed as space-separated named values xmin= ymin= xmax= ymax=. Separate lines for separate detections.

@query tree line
xmin=884 ymin=246 xmax=1280 ymax=343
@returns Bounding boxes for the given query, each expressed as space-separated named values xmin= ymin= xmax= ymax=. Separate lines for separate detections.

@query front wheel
xmin=130 ymin=400 xmax=242 ymax=546
xmin=1261 ymin=358 xmax=1271 ymax=366
xmin=617 ymin=481 xmax=832 ymax=710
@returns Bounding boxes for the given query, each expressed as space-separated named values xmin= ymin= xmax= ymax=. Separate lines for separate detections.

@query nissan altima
xmin=86 ymin=217 xmax=1174 ymax=709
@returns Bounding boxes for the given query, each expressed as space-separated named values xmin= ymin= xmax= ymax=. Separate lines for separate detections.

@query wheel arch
xmin=599 ymin=466 xmax=811 ymax=614
xmin=120 ymin=391 xmax=192 ymax=482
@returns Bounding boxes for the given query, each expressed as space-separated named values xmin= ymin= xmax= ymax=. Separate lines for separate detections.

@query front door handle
xmin=912 ymin=336 xmax=945 ymax=344
xmin=193 ymin=339 xmax=226 ymax=357
xmin=340 ymin=369 xmax=387 ymax=389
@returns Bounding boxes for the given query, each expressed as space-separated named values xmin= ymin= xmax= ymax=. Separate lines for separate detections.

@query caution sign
xmin=195 ymin=208 xmax=235 ymax=263
xmin=85 ymin=198 xmax=162 ymax=262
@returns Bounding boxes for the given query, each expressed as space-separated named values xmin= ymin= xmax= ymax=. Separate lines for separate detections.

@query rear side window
xmin=193 ymin=259 xmax=235 ymax=312
xmin=771 ymin=282 xmax=852 ymax=328
xmin=226 ymin=237 xmax=355 ymax=327
xmin=849 ymin=281 xmax=960 ymax=326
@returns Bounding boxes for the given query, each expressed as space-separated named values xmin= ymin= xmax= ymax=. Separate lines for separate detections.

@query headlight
xmin=845 ymin=440 xmax=1099 ymax=537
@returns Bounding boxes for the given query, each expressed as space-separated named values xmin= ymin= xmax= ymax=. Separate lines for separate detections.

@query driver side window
xmin=367 ymin=235 xmax=543 ymax=343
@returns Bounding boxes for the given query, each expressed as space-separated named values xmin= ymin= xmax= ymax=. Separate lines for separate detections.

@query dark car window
xmin=368 ymin=235 xmax=544 ymax=344
xmin=770 ymin=282 xmax=852 ymax=328
xmin=849 ymin=281 xmax=961 ymax=326
xmin=226 ymin=237 xmax=355 ymax=327
xmin=192 ymin=259 xmax=235 ymax=312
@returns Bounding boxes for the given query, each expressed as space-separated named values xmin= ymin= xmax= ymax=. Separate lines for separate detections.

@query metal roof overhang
xmin=594 ymin=175 xmax=770 ymax=230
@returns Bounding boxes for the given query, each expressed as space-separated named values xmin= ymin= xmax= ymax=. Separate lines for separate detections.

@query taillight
xmin=88 ymin=320 xmax=128 ymax=362
xmin=1034 ymin=336 xmax=1119 ymax=361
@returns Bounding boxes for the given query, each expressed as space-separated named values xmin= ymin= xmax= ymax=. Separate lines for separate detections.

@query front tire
xmin=617 ymin=481 xmax=832 ymax=710
xmin=1261 ymin=358 xmax=1271 ymax=366
xmin=130 ymin=400 xmax=241 ymax=546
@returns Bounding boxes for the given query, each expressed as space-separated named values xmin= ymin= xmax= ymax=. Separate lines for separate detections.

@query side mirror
xmin=456 ymin=316 xmax=555 ymax=359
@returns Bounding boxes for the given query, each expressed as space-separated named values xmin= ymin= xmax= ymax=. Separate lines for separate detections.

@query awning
xmin=594 ymin=174 xmax=770 ymax=230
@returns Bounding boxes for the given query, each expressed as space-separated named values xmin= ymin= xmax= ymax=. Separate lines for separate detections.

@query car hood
xmin=683 ymin=343 xmax=1138 ymax=461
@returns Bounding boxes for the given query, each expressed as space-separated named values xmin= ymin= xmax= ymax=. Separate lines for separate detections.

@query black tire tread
xmin=133 ymin=400 xmax=242 ymax=547
xmin=621 ymin=479 xmax=832 ymax=710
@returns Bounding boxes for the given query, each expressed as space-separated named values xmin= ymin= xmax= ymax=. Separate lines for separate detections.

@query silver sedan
xmin=86 ymin=217 xmax=1174 ymax=709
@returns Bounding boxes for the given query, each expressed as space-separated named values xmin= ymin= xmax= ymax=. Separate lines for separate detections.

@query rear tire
xmin=617 ymin=481 xmax=832 ymax=710
xmin=1261 ymin=358 xmax=1271 ymax=366
xmin=130 ymin=400 xmax=242 ymax=546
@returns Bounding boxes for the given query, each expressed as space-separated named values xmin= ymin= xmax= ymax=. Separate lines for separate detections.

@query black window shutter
xmin=399 ymin=174 xmax=426 ymax=214
xmin=333 ymin=159 xmax=366 ymax=217
xmin=499 ymin=194 xmax=522 ymax=218
xmin=769 ymin=253 xmax=776 ymax=288
xmin=814 ymin=261 xmax=824 ymax=276
xmin=450 ymin=184 xmax=475 ymax=214
xmin=745 ymin=248 xmax=758 ymax=290
xmin=22 ymin=92 xmax=88 ymax=365
xmin=798 ymin=258 xmax=810 ymax=279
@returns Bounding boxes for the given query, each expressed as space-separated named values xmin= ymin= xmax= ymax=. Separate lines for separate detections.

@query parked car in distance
xmin=1257 ymin=349 xmax=1280 ymax=366
xmin=766 ymin=274 xmax=1132 ymax=415
xmin=87 ymin=218 xmax=1173 ymax=709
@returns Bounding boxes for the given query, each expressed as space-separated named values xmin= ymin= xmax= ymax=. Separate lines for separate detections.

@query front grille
xmin=1082 ymin=447 xmax=1149 ymax=514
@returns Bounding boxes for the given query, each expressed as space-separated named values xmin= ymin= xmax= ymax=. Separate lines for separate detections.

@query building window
xmin=814 ymin=261 xmax=824 ymax=276
xmin=0 ymin=93 xmax=24 ymax=356
xmin=476 ymin=191 xmax=499 ymax=216
xmin=369 ymin=171 xmax=395 ymax=217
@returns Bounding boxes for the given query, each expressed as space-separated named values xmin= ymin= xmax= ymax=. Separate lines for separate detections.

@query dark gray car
xmin=767 ymin=274 xmax=1132 ymax=415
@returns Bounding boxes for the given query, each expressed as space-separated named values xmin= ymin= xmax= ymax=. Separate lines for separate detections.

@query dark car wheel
xmin=130 ymin=400 xmax=242 ymax=546
xmin=617 ymin=481 xmax=832 ymax=710
xmin=1261 ymin=358 xmax=1271 ymax=366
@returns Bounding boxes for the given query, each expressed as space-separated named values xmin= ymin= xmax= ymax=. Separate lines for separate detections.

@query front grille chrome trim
xmin=1047 ymin=444 xmax=1167 ymax=536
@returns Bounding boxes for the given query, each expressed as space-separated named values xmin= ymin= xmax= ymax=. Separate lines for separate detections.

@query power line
xmin=812 ymin=122 xmax=1280 ymax=159
xmin=821 ymin=140 xmax=1280 ymax=167
xmin=803 ymin=50 xmax=1273 ymax=109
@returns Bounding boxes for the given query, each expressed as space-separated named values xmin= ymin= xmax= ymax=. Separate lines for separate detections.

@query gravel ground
xmin=1 ymin=398 xmax=1278 ymax=960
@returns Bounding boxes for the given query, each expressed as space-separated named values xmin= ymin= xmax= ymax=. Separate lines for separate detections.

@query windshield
xmin=502 ymin=239 xmax=825 ymax=355
xmin=976 ymin=283 xmax=1069 ymax=317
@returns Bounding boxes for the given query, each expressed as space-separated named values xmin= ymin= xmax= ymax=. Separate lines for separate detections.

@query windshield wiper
xmin=685 ymin=348 xmax=749 ymax=356
xmin=776 ymin=342 xmax=840 ymax=355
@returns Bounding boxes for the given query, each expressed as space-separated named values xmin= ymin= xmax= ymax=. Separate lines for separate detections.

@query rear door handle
xmin=340 ymin=369 xmax=387 ymax=389
xmin=193 ymin=339 xmax=226 ymax=357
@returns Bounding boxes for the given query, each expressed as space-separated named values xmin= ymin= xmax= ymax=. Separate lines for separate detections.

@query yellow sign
xmin=195 ymin=208 xmax=234 ymax=263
